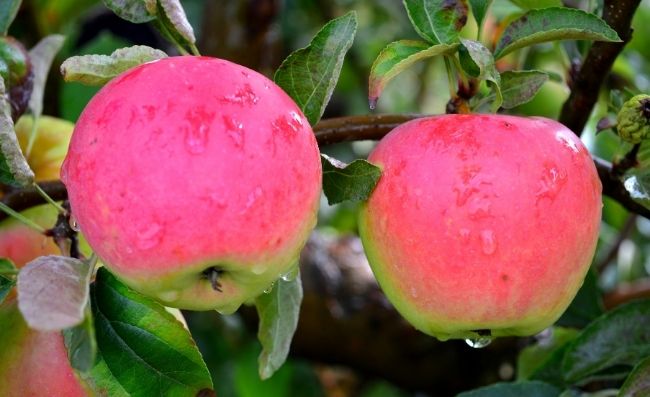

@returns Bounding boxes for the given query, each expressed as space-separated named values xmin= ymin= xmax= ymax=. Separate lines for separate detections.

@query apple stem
xmin=204 ymin=267 xmax=224 ymax=292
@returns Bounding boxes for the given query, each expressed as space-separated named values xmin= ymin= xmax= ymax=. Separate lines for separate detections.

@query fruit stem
xmin=204 ymin=267 xmax=224 ymax=292
xmin=0 ymin=201 xmax=46 ymax=233
xmin=33 ymin=182 xmax=65 ymax=213
xmin=443 ymin=56 xmax=457 ymax=100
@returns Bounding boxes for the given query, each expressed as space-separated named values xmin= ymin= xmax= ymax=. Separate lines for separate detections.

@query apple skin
xmin=62 ymin=56 xmax=322 ymax=312
xmin=358 ymin=115 xmax=602 ymax=340
xmin=0 ymin=204 xmax=61 ymax=267
xmin=0 ymin=298 xmax=88 ymax=397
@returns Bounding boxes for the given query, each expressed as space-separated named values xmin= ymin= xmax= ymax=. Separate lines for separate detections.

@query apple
xmin=61 ymin=56 xmax=322 ymax=312
xmin=0 ymin=298 xmax=88 ymax=397
xmin=15 ymin=115 xmax=75 ymax=182
xmin=358 ymin=115 xmax=602 ymax=340
xmin=0 ymin=204 xmax=61 ymax=267
xmin=0 ymin=205 xmax=88 ymax=396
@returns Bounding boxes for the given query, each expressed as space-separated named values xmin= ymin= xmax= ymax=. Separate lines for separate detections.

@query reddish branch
xmin=559 ymin=0 xmax=642 ymax=135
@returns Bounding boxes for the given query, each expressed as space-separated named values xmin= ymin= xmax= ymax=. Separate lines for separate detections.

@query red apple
xmin=62 ymin=56 xmax=322 ymax=312
xmin=0 ymin=205 xmax=88 ymax=396
xmin=0 ymin=298 xmax=88 ymax=397
xmin=358 ymin=115 xmax=602 ymax=340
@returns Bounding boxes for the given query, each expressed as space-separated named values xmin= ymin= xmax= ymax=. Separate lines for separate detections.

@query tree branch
xmin=2 ymin=114 xmax=650 ymax=222
xmin=559 ymin=0 xmax=642 ymax=135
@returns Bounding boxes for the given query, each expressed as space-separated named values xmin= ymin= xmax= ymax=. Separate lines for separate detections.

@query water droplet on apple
xmin=465 ymin=336 xmax=492 ymax=348
xmin=480 ymin=229 xmax=496 ymax=255
xmin=223 ymin=115 xmax=245 ymax=147
xmin=536 ymin=163 xmax=567 ymax=202
xmin=185 ymin=123 xmax=209 ymax=154
xmin=280 ymin=265 xmax=299 ymax=282
xmin=223 ymin=84 xmax=259 ymax=105
xmin=369 ymin=97 xmax=378 ymax=110
xmin=263 ymin=282 xmax=276 ymax=294
xmin=136 ymin=222 xmax=163 ymax=250
xmin=251 ymin=264 xmax=265 ymax=275
xmin=555 ymin=130 xmax=580 ymax=154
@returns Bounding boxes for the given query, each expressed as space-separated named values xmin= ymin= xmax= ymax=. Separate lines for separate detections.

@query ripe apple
xmin=62 ymin=56 xmax=322 ymax=312
xmin=358 ymin=115 xmax=602 ymax=340
xmin=15 ymin=115 xmax=75 ymax=182
xmin=0 ymin=298 xmax=88 ymax=397
xmin=0 ymin=204 xmax=61 ymax=267
xmin=0 ymin=206 xmax=88 ymax=397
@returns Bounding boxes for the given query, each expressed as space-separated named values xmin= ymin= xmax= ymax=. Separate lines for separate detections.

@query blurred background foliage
xmin=6 ymin=0 xmax=650 ymax=395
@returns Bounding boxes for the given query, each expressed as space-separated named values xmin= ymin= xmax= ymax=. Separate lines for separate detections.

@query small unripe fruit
xmin=616 ymin=94 xmax=650 ymax=144
xmin=359 ymin=115 xmax=602 ymax=340
xmin=62 ymin=56 xmax=322 ymax=312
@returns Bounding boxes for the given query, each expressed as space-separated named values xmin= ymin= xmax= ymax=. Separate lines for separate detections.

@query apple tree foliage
xmin=0 ymin=0 xmax=650 ymax=396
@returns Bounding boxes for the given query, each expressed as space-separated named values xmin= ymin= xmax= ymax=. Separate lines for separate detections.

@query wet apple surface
xmin=359 ymin=114 xmax=602 ymax=341
xmin=62 ymin=56 xmax=322 ymax=312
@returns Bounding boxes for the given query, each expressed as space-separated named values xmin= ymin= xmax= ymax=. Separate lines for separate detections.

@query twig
xmin=595 ymin=214 xmax=637 ymax=271
xmin=559 ymin=0 xmax=642 ymax=135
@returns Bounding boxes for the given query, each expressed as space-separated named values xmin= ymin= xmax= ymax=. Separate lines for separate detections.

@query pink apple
xmin=359 ymin=115 xmax=602 ymax=340
xmin=0 ymin=299 xmax=88 ymax=397
xmin=62 ymin=56 xmax=322 ymax=312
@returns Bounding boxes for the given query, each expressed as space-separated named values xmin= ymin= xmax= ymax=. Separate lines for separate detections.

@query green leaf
xmin=81 ymin=268 xmax=213 ymax=397
xmin=561 ymin=299 xmax=650 ymax=383
xmin=369 ymin=40 xmax=458 ymax=104
xmin=618 ymin=355 xmax=650 ymax=397
xmin=509 ymin=0 xmax=562 ymax=10
xmin=556 ymin=268 xmax=604 ymax=329
xmin=17 ymin=255 xmax=92 ymax=331
xmin=63 ymin=303 xmax=97 ymax=372
xmin=102 ymin=0 xmax=156 ymax=23
xmin=255 ymin=273 xmax=303 ymax=380
xmin=0 ymin=78 xmax=33 ymax=187
xmin=0 ymin=258 xmax=16 ymax=305
xmin=28 ymin=35 xmax=65 ymax=118
xmin=456 ymin=381 xmax=561 ymax=397
xmin=274 ymin=12 xmax=357 ymax=126
xmin=459 ymin=39 xmax=502 ymax=110
xmin=0 ymin=0 xmax=21 ymax=35
xmin=61 ymin=45 xmax=168 ymax=86
xmin=469 ymin=0 xmax=493 ymax=33
xmin=498 ymin=70 xmax=549 ymax=109
xmin=402 ymin=0 xmax=469 ymax=44
xmin=517 ymin=327 xmax=580 ymax=381
xmin=494 ymin=7 xmax=621 ymax=59
xmin=529 ymin=341 xmax=572 ymax=387
xmin=158 ymin=0 xmax=196 ymax=47
xmin=321 ymin=154 xmax=382 ymax=205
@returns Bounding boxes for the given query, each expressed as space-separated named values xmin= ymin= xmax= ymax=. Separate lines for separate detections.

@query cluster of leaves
xmin=369 ymin=0 xmax=620 ymax=113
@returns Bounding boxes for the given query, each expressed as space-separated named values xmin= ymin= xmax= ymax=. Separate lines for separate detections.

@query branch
xmin=2 ymin=115 xmax=650 ymax=221
xmin=0 ymin=181 xmax=67 ymax=222
xmin=559 ymin=0 xmax=642 ymax=135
